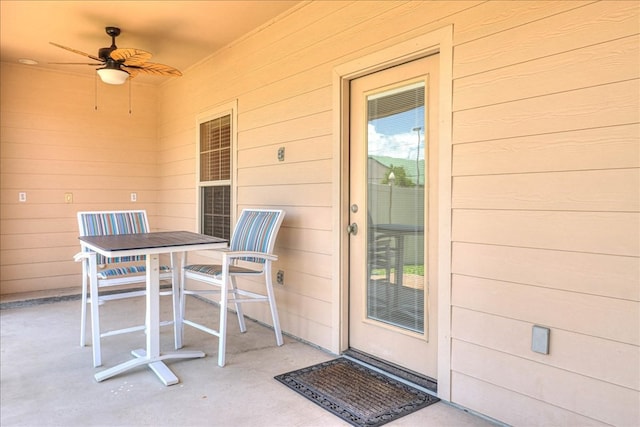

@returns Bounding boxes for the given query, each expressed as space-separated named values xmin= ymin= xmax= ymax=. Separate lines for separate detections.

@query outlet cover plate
xmin=532 ymin=325 xmax=550 ymax=354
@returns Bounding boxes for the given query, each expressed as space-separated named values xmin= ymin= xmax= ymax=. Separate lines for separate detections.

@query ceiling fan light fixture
xmin=97 ymin=67 xmax=129 ymax=85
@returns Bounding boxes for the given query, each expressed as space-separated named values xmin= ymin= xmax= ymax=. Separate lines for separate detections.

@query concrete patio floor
xmin=1 ymin=291 xmax=496 ymax=427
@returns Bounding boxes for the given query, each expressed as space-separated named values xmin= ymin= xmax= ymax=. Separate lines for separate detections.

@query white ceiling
xmin=0 ymin=0 xmax=298 ymax=84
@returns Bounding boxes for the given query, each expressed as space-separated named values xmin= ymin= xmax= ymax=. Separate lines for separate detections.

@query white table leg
xmin=89 ymin=252 xmax=102 ymax=368
xmin=147 ymin=253 xmax=160 ymax=359
xmin=94 ymin=252 xmax=205 ymax=385
xmin=132 ymin=349 xmax=178 ymax=386
xmin=172 ymin=252 xmax=184 ymax=349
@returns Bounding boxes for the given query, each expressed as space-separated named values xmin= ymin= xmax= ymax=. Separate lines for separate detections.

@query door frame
xmin=331 ymin=26 xmax=454 ymax=400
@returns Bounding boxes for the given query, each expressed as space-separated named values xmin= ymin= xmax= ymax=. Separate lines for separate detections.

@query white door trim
xmin=331 ymin=25 xmax=453 ymax=400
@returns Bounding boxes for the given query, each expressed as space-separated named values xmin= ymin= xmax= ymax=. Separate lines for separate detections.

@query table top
xmin=79 ymin=231 xmax=227 ymax=256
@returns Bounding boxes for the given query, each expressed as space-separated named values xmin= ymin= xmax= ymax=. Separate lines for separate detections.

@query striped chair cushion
xmin=229 ymin=210 xmax=281 ymax=263
xmin=184 ymin=264 xmax=260 ymax=277
xmin=79 ymin=211 xmax=148 ymax=265
xmin=97 ymin=265 xmax=171 ymax=279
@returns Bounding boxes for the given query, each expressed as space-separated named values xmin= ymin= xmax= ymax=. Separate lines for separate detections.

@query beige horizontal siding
xmin=451 ymin=372 xmax=610 ymax=426
xmin=453 ymin=79 xmax=639 ymax=144
xmin=453 ymin=124 xmax=640 ymax=176
xmin=238 ymin=183 xmax=332 ymax=207
xmin=238 ymin=160 xmax=332 ymax=187
xmin=453 ymin=169 xmax=639 ymax=212
xmin=238 ymin=87 xmax=331 ymax=132
xmin=452 ymin=340 xmax=639 ymax=426
xmin=452 ymin=242 xmax=639 ymax=301
xmin=276 ymin=228 xmax=333 ymax=256
xmin=452 ymin=308 xmax=639 ymax=390
xmin=1 ymin=276 xmax=79 ymax=295
xmin=453 ymin=210 xmax=639 ymax=256
xmin=1 ymin=246 xmax=77 ymax=265
xmin=453 ymin=1 xmax=639 ymax=79
xmin=239 ymin=136 xmax=332 ymax=167
xmin=453 ymin=274 xmax=639 ymax=345
xmin=446 ymin=1 xmax=639 ymax=423
xmin=1 ymin=63 xmax=159 ymax=295
xmin=451 ymin=1 xmax=593 ymax=46
xmin=454 ymin=35 xmax=639 ymax=111
xmin=279 ymin=271 xmax=331 ymax=303
xmin=275 ymin=248 xmax=332 ymax=281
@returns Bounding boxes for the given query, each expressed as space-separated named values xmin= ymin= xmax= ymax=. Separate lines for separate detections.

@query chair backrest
xmin=77 ymin=210 xmax=150 ymax=265
xmin=229 ymin=209 xmax=285 ymax=263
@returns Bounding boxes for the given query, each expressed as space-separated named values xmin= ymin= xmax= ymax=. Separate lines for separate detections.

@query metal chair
xmin=368 ymin=212 xmax=396 ymax=284
xmin=180 ymin=208 xmax=286 ymax=367
xmin=75 ymin=210 xmax=174 ymax=367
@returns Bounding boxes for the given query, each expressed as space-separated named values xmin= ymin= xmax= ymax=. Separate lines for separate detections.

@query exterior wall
xmin=157 ymin=1 xmax=639 ymax=425
xmin=0 ymin=63 xmax=159 ymax=294
xmin=0 ymin=1 xmax=638 ymax=425
xmin=448 ymin=2 xmax=639 ymax=424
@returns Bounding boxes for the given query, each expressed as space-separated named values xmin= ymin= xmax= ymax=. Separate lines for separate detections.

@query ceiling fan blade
xmin=48 ymin=62 xmax=103 ymax=66
xmin=49 ymin=42 xmax=103 ymax=62
xmin=124 ymin=62 xmax=183 ymax=77
xmin=110 ymin=48 xmax=152 ymax=66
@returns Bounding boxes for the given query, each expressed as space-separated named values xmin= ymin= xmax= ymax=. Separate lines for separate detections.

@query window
xmin=197 ymin=102 xmax=236 ymax=240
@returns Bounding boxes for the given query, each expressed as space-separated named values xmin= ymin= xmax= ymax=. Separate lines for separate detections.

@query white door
xmin=348 ymin=54 xmax=439 ymax=378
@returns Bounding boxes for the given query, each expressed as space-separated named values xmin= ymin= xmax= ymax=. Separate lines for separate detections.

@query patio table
xmin=374 ymin=224 xmax=424 ymax=288
xmin=79 ymin=230 xmax=227 ymax=386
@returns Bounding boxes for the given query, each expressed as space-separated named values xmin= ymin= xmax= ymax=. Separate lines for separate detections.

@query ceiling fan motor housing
xmin=98 ymin=47 xmax=115 ymax=60
xmin=99 ymin=27 xmax=121 ymax=60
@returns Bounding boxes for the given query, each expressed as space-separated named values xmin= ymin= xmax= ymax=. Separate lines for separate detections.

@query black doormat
xmin=343 ymin=349 xmax=438 ymax=394
xmin=274 ymin=358 xmax=439 ymax=427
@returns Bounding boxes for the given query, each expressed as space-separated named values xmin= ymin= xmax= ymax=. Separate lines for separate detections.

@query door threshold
xmin=343 ymin=348 xmax=437 ymax=395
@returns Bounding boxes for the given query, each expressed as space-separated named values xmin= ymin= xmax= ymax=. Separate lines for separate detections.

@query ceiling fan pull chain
xmin=128 ymin=79 xmax=132 ymax=115
xmin=94 ymin=72 xmax=98 ymax=111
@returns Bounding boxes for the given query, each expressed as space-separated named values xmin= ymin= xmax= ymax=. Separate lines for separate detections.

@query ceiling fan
xmin=50 ymin=26 xmax=182 ymax=85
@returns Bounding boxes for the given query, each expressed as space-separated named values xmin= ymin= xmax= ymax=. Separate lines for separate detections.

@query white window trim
xmin=195 ymin=99 xmax=238 ymax=239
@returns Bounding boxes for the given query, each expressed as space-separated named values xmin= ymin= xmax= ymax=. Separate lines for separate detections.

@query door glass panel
xmin=366 ymin=81 xmax=425 ymax=333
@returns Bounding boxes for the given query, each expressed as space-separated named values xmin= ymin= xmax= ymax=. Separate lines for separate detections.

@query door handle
xmin=346 ymin=223 xmax=358 ymax=235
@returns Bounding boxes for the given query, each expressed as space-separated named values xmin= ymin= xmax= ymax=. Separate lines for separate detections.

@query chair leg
xmin=229 ymin=276 xmax=246 ymax=333
xmin=264 ymin=264 xmax=283 ymax=346
xmin=80 ymin=261 xmax=88 ymax=347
